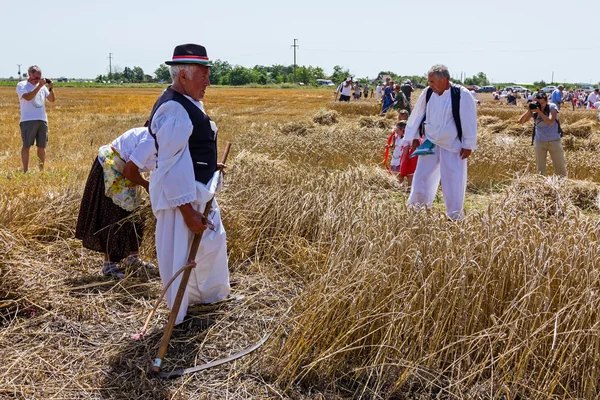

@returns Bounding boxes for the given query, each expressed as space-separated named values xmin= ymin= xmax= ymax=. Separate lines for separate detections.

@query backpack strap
xmin=419 ymin=86 xmax=463 ymax=141
xmin=450 ymin=86 xmax=463 ymax=142
xmin=419 ymin=88 xmax=433 ymax=137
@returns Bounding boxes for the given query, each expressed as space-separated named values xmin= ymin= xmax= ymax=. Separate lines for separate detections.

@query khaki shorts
xmin=20 ymin=120 xmax=48 ymax=148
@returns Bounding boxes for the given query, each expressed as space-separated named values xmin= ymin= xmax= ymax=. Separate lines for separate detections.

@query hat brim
xmin=165 ymin=60 xmax=212 ymax=67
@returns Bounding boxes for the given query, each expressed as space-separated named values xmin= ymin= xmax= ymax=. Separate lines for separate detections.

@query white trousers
xmin=155 ymin=200 xmax=230 ymax=325
xmin=407 ymin=146 xmax=467 ymax=220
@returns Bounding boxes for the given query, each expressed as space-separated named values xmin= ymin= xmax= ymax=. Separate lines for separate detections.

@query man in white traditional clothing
xmin=146 ymin=43 xmax=230 ymax=325
xmin=403 ymin=64 xmax=478 ymax=220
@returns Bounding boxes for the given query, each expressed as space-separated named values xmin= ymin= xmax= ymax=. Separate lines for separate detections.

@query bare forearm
xmin=21 ymin=84 xmax=44 ymax=101
xmin=122 ymin=160 xmax=149 ymax=191
xmin=518 ymin=111 xmax=533 ymax=124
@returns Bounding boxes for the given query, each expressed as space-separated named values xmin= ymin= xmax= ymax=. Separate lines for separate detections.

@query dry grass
xmin=2 ymin=86 xmax=600 ymax=399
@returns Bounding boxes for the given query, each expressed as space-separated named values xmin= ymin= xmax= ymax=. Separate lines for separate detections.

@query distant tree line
xmin=92 ymin=63 xmax=597 ymax=89
xmin=96 ymin=65 xmax=149 ymax=83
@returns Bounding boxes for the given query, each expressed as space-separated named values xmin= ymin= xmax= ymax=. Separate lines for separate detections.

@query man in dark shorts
xmin=16 ymin=65 xmax=56 ymax=172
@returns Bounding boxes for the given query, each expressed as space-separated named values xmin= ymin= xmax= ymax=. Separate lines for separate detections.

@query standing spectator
xmin=147 ymin=43 xmax=230 ymax=325
xmin=565 ymin=89 xmax=575 ymax=111
xmin=587 ymin=89 xmax=599 ymax=109
xmin=392 ymin=84 xmax=410 ymax=113
xmin=401 ymin=79 xmax=415 ymax=111
xmin=16 ymin=65 xmax=56 ymax=172
xmin=353 ymin=82 xmax=362 ymax=100
xmin=551 ymin=85 xmax=565 ymax=110
xmin=364 ymin=83 xmax=369 ymax=99
xmin=403 ymin=64 xmax=478 ymax=220
xmin=336 ymin=77 xmax=352 ymax=102
xmin=518 ymin=92 xmax=566 ymax=177
xmin=376 ymin=82 xmax=383 ymax=100
xmin=380 ymin=80 xmax=395 ymax=115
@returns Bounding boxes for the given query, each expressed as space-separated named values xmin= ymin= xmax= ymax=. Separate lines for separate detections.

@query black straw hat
xmin=165 ymin=44 xmax=212 ymax=67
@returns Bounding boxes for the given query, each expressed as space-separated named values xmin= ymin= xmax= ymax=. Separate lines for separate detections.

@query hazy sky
xmin=2 ymin=0 xmax=599 ymax=84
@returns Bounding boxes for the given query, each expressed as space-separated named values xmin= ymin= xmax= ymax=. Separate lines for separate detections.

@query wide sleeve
xmin=151 ymin=101 xmax=196 ymax=208
xmin=129 ymin=130 xmax=157 ymax=172
xmin=459 ymin=87 xmax=478 ymax=150
xmin=404 ymin=89 xmax=428 ymax=142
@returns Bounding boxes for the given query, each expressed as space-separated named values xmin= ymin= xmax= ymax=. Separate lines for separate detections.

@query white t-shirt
xmin=340 ymin=81 xmax=352 ymax=96
xmin=16 ymin=81 xmax=50 ymax=122
xmin=110 ymin=127 xmax=157 ymax=172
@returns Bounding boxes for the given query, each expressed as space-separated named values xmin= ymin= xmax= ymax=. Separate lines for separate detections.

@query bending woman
xmin=75 ymin=127 xmax=157 ymax=278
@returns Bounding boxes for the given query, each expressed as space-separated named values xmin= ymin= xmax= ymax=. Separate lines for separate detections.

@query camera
xmin=45 ymin=78 xmax=52 ymax=85
xmin=529 ymin=101 xmax=540 ymax=110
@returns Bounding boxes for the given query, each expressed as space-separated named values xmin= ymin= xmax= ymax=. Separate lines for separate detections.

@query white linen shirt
xmin=148 ymin=96 xmax=212 ymax=213
xmin=110 ymin=127 xmax=157 ymax=172
xmin=404 ymin=85 xmax=478 ymax=153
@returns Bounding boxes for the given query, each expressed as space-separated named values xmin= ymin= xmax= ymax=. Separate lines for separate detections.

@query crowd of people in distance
xmin=493 ymin=86 xmax=600 ymax=112
xmin=335 ymin=78 xmax=374 ymax=101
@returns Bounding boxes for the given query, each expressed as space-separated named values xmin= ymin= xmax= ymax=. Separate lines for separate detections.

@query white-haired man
xmin=146 ymin=44 xmax=230 ymax=325
xmin=403 ymin=65 xmax=478 ymax=220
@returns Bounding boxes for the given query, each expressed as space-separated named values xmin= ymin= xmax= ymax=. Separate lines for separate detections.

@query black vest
xmin=147 ymin=87 xmax=217 ymax=184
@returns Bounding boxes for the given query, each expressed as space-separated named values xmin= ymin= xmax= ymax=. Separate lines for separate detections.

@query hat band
xmin=171 ymin=55 xmax=210 ymax=64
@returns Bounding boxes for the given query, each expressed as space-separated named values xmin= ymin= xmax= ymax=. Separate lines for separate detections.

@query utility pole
xmin=17 ymin=64 xmax=22 ymax=80
xmin=551 ymin=71 xmax=554 ymax=84
xmin=291 ymin=39 xmax=299 ymax=83
xmin=108 ymin=53 xmax=113 ymax=80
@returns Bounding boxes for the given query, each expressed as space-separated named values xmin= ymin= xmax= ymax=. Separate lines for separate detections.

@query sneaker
xmin=124 ymin=255 xmax=156 ymax=269
xmin=102 ymin=262 xmax=125 ymax=279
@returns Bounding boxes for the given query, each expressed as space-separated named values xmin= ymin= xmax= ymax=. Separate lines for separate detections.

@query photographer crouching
xmin=518 ymin=92 xmax=567 ymax=177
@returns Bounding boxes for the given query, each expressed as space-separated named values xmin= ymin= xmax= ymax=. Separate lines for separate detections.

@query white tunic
xmin=404 ymin=85 xmax=478 ymax=153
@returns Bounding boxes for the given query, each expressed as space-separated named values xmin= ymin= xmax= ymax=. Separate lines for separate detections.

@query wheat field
xmin=1 ymin=85 xmax=600 ymax=399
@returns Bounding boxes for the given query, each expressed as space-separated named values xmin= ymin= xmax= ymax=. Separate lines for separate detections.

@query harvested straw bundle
xmin=279 ymin=121 xmax=315 ymax=136
xmin=358 ymin=116 xmax=391 ymax=129
xmin=561 ymin=118 xmax=596 ymax=138
xmin=496 ymin=174 xmax=585 ymax=218
xmin=312 ymin=109 xmax=339 ymax=125
xmin=327 ymin=101 xmax=383 ymax=116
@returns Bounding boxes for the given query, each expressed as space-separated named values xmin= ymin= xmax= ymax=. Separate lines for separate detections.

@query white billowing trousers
xmin=407 ymin=145 xmax=467 ymax=220
xmin=155 ymin=196 xmax=230 ymax=325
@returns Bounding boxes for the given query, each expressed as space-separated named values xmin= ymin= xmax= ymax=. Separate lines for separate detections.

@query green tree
xmin=122 ymin=67 xmax=134 ymax=82
xmin=209 ymin=60 xmax=232 ymax=85
xmin=331 ymin=65 xmax=351 ymax=85
xmin=228 ymin=66 xmax=253 ymax=85
xmin=154 ymin=64 xmax=171 ymax=83
xmin=132 ymin=66 xmax=145 ymax=83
